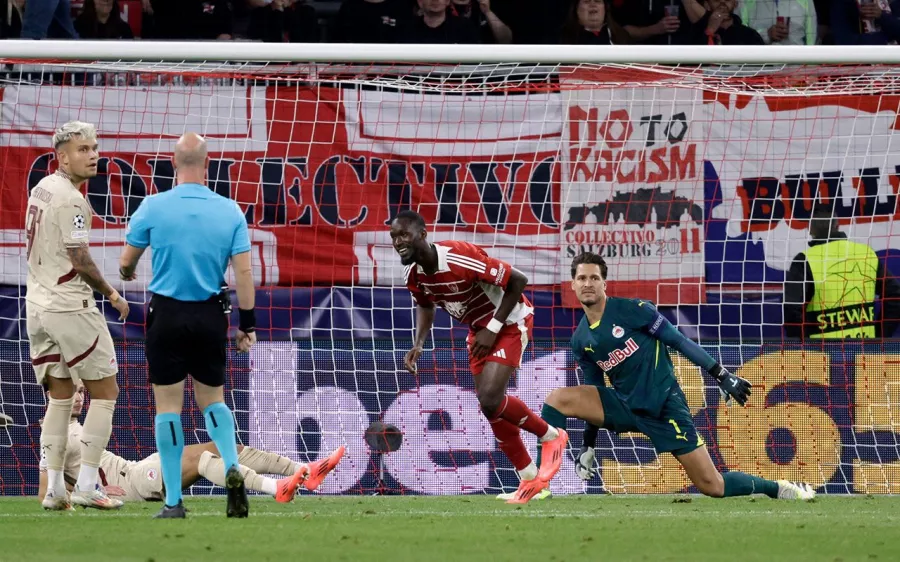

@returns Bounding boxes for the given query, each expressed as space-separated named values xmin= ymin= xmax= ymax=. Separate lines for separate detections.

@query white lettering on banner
xmin=248 ymin=342 xmax=368 ymax=493
xmin=706 ymin=98 xmax=900 ymax=272
xmin=0 ymin=227 xmax=279 ymax=288
xmin=247 ymin=344 xmax=592 ymax=495
xmin=382 ymin=385 xmax=493 ymax=495
xmin=560 ymin=86 xmax=705 ymax=303
xmin=295 ymin=388 xmax=369 ymax=493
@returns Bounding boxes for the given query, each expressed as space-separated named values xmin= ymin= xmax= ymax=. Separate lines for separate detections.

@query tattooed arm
xmin=67 ymin=245 xmax=115 ymax=297
xmin=67 ymin=245 xmax=130 ymax=319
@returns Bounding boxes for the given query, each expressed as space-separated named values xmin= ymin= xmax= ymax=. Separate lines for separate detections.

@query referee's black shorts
xmin=146 ymin=293 xmax=228 ymax=387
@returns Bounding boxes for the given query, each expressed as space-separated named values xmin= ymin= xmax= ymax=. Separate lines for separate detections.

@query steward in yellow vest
xmin=784 ymin=207 xmax=900 ymax=339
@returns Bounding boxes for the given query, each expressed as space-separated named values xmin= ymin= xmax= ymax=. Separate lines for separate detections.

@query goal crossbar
xmin=2 ymin=41 xmax=900 ymax=65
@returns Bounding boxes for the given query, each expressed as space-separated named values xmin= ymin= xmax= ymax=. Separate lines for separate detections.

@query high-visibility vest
xmin=805 ymin=239 xmax=878 ymax=339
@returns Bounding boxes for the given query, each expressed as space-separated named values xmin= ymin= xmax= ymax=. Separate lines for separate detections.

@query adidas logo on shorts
xmin=492 ymin=348 xmax=507 ymax=359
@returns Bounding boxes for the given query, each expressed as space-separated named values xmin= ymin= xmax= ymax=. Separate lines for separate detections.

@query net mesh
xmin=1 ymin=58 xmax=899 ymax=496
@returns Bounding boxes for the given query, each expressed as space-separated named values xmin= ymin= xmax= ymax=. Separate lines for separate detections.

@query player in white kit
xmin=26 ymin=121 xmax=130 ymax=510
xmin=38 ymin=385 xmax=346 ymax=503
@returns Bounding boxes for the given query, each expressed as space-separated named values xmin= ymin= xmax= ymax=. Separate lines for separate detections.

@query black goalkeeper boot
xmin=154 ymin=501 xmax=186 ymax=519
xmin=225 ymin=466 xmax=249 ymax=518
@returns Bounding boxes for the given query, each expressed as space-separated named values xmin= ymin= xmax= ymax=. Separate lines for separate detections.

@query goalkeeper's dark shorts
xmin=595 ymin=385 xmax=704 ymax=457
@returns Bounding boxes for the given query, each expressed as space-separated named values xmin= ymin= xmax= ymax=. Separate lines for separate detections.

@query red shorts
xmin=466 ymin=316 xmax=533 ymax=376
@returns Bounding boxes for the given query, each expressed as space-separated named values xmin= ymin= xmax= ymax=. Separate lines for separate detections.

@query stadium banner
xmin=0 ymin=85 xmax=562 ymax=290
xmin=560 ymin=86 xmax=706 ymax=305
xmin=2 ymin=84 xmax=900 ymax=300
xmin=702 ymin=91 xmax=900 ymax=286
xmin=2 ymin=339 xmax=898 ymax=495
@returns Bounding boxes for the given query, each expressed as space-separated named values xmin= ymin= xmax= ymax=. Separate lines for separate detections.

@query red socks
xmin=486 ymin=396 xmax=550 ymax=471
xmin=494 ymin=395 xmax=550 ymax=437
xmin=489 ymin=418 xmax=532 ymax=470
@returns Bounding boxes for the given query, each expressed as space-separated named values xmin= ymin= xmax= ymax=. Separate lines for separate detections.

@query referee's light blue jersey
xmin=125 ymin=183 xmax=251 ymax=302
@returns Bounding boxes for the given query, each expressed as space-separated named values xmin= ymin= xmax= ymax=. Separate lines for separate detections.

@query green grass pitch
xmin=1 ymin=495 xmax=898 ymax=562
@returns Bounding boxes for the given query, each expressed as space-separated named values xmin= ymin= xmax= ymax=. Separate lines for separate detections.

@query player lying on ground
xmin=38 ymin=384 xmax=345 ymax=507
xmin=391 ymin=210 xmax=568 ymax=504
xmin=539 ymin=252 xmax=815 ymax=500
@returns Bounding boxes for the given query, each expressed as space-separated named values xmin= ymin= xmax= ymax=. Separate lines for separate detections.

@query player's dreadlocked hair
xmin=570 ymin=252 xmax=608 ymax=280
xmin=394 ymin=209 xmax=426 ymax=231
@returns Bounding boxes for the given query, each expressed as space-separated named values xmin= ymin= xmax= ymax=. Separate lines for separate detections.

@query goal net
xmin=1 ymin=44 xmax=899 ymax=496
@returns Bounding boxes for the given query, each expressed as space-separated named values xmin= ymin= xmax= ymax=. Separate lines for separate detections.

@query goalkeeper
xmin=38 ymin=384 xmax=345 ymax=506
xmin=540 ymin=252 xmax=815 ymax=500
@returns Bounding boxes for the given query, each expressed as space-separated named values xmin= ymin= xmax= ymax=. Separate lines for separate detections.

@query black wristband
xmin=709 ymin=363 xmax=724 ymax=381
xmin=239 ymin=308 xmax=256 ymax=333
xmin=582 ymin=423 xmax=600 ymax=449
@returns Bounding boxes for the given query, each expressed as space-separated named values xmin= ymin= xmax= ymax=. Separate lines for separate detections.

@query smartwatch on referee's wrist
xmin=239 ymin=308 xmax=256 ymax=333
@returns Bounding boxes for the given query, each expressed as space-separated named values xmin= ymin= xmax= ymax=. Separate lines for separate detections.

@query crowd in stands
xmin=1 ymin=0 xmax=899 ymax=46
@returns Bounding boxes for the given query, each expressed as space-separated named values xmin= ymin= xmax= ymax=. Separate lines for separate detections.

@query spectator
xmin=783 ymin=205 xmax=900 ymax=340
xmin=814 ymin=0 xmax=832 ymax=42
xmin=831 ymin=0 xmax=900 ymax=44
xmin=510 ymin=0 xmax=569 ymax=43
xmin=615 ymin=0 xmax=706 ymax=45
xmin=144 ymin=0 xmax=232 ymax=40
xmin=687 ymin=0 xmax=764 ymax=44
xmin=740 ymin=0 xmax=817 ymax=44
xmin=330 ymin=0 xmax=408 ymax=43
xmin=20 ymin=0 xmax=79 ymax=39
xmin=1 ymin=0 xmax=25 ymax=38
xmin=246 ymin=0 xmax=319 ymax=42
xmin=401 ymin=0 xmax=480 ymax=43
xmin=560 ymin=0 xmax=630 ymax=44
xmin=75 ymin=0 xmax=134 ymax=39
xmin=450 ymin=0 xmax=513 ymax=43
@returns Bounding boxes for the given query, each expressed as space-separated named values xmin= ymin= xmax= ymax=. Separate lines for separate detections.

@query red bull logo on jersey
xmin=596 ymin=338 xmax=639 ymax=372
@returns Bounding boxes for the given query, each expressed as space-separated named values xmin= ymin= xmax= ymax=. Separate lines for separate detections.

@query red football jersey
xmin=405 ymin=240 xmax=533 ymax=329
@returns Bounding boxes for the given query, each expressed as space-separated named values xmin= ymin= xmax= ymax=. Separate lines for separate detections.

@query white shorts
xmin=27 ymin=306 xmax=117 ymax=385
xmin=106 ymin=454 xmax=164 ymax=502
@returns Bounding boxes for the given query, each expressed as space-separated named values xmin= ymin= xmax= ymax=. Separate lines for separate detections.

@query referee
xmin=118 ymin=132 xmax=257 ymax=519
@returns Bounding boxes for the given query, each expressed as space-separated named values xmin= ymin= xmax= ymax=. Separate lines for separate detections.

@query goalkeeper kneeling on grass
xmin=531 ymin=252 xmax=815 ymax=501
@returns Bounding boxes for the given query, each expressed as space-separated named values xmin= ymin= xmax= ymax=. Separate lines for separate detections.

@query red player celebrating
xmin=390 ymin=210 xmax=568 ymax=503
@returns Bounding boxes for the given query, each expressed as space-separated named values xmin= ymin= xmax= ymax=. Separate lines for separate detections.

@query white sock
xmin=76 ymin=464 xmax=99 ymax=491
xmin=518 ymin=462 xmax=538 ymax=481
xmin=47 ymin=469 xmax=66 ymax=495
xmin=76 ymin=398 xmax=116 ymax=492
xmin=259 ymin=477 xmax=278 ymax=496
xmin=41 ymin=395 xmax=74 ymax=495
xmin=540 ymin=426 xmax=560 ymax=442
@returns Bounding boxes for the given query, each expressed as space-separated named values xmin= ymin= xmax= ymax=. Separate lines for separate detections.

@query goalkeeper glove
xmin=710 ymin=364 xmax=752 ymax=406
xmin=574 ymin=446 xmax=598 ymax=481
